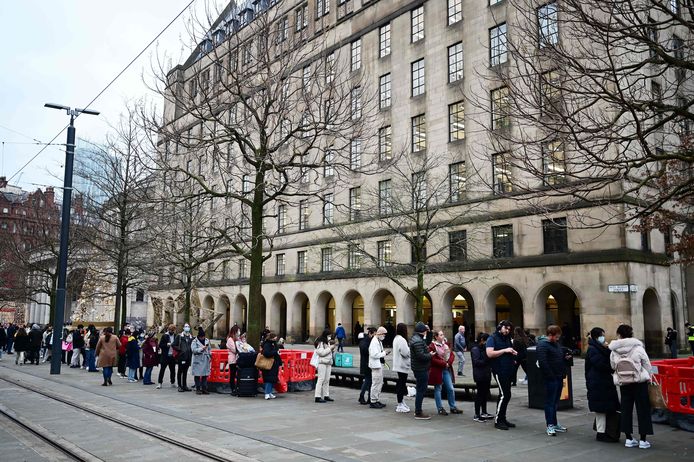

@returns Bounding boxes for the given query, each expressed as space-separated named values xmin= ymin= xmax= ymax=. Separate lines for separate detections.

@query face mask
xmin=378 ymin=335 xmax=385 ymax=341
xmin=183 ymin=326 xmax=190 ymax=333
xmin=597 ymin=336 xmax=605 ymax=344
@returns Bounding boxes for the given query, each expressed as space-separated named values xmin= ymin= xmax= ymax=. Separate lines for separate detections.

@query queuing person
xmin=61 ymin=328 xmax=73 ymax=364
xmin=191 ymin=327 xmax=212 ymax=395
xmin=368 ymin=326 xmax=389 ymax=409
xmin=117 ymin=328 xmax=129 ymax=378
xmin=353 ymin=321 xmax=362 ymax=345
xmin=537 ymin=325 xmax=571 ymax=436
xmin=511 ymin=327 xmax=530 ymax=386
xmin=609 ymin=324 xmax=654 ymax=449
xmin=0 ymin=324 xmax=6 ymax=360
xmin=486 ymin=320 xmax=518 ymax=430
xmin=357 ymin=327 xmax=376 ymax=405
xmin=70 ymin=325 xmax=84 ymax=368
xmin=585 ymin=327 xmax=620 ymax=442
xmin=84 ymin=325 xmax=99 ymax=372
xmin=453 ymin=325 xmax=466 ymax=377
xmin=335 ymin=323 xmax=346 ymax=353
xmin=471 ymin=333 xmax=494 ymax=422
xmin=392 ymin=323 xmax=411 ymax=413
xmin=156 ymin=324 xmax=177 ymax=389
xmin=260 ymin=332 xmax=282 ymax=400
xmin=686 ymin=322 xmax=694 ymax=355
xmin=42 ymin=327 xmax=53 ymax=363
xmin=314 ymin=328 xmax=337 ymax=403
xmin=126 ymin=329 xmax=141 ymax=382
xmin=665 ymin=327 xmax=678 ymax=359
xmin=429 ymin=330 xmax=462 ymax=416
xmin=13 ymin=328 xmax=29 ymax=365
xmin=6 ymin=323 xmax=16 ymax=354
xmin=410 ymin=322 xmax=433 ymax=420
xmin=28 ymin=324 xmax=42 ymax=365
xmin=141 ymin=331 xmax=158 ymax=385
xmin=226 ymin=325 xmax=240 ymax=396
xmin=236 ymin=332 xmax=254 ymax=353
xmin=96 ymin=327 xmax=120 ymax=386
xmin=173 ymin=323 xmax=193 ymax=392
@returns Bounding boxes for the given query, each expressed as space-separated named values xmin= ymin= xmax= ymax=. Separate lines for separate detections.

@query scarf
xmin=433 ymin=340 xmax=450 ymax=362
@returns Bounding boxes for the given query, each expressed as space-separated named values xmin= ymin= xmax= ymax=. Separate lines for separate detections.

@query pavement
xmin=0 ymin=347 xmax=693 ymax=461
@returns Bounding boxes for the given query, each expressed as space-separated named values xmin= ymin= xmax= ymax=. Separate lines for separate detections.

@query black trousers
xmin=228 ymin=363 xmax=238 ymax=393
xmin=117 ymin=354 xmax=126 ymax=375
xmin=158 ymin=356 xmax=176 ymax=384
xmin=474 ymin=379 xmax=491 ymax=416
xmin=492 ymin=373 xmax=512 ymax=423
xmin=177 ymin=362 xmax=190 ymax=389
xmin=396 ymin=372 xmax=408 ymax=403
xmin=359 ymin=369 xmax=372 ymax=401
xmin=620 ymin=382 xmax=653 ymax=436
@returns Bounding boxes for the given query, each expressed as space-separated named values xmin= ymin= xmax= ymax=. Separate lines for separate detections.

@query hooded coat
xmin=191 ymin=337 xmax=211 ymax=376
xmin=584 ymin=337 xmax=620 ymax=413
xmin=608 ymin=337 xmax=652 ymax=384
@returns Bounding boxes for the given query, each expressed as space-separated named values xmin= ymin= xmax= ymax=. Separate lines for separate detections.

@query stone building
xmin=148 ymin=0 xmax=691 ymax=355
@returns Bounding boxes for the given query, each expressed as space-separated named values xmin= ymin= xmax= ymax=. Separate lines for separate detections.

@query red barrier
xmin=208 ymin=349 xmax=305 ymax=393
xmin=209 ymin=350 xmax=230 ymax=383
xmin=652 ymin=357 xmax=694 ymax=416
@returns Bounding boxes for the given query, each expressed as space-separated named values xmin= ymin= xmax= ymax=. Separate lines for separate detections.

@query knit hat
xmin=197 ymin=327 xmax=206 ymax=337
xmin=415 ymin=322 xmax=428 ymax=333
xmin=376 ymin=326 xmax=388 ymax=335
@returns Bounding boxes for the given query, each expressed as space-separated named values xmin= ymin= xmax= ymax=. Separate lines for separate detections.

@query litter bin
xmin=526 ymin=346 xmax=574 ymax=410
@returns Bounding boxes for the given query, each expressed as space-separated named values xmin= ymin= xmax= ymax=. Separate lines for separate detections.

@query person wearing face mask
xmin=368 ymin=326 xmax=389 ymax=409
xmin=314 ymin=328 xmax=337 ymax=403
xmin=142 ymin=331 xmax=159 ymax=385
xmin=156 ymin=324 xmax=177 ymax=389
xmin=126 ymin=329 xmax=141 ymax=383
xmin=173 ymin=323 xmax=193 ymax=392
xmin=585 ymin=327 xmax=620 ymax=442
xmin=536 ymin=325 xmax=571 ymax=436
xmin=429 ymin=330 xmax=463 ymax=416
xmin=191 ymin=327 xmax=212 ymax=394
xmin=357 ymin=327 xmax=376 ymax=405
xmin=260 ymin=332 xmax=283 ymax=400
xmin=486 ymin=320 xmax=518 ymax=430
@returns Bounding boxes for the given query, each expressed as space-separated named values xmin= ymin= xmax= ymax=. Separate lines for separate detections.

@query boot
xmin=107 ymin=377 xmax=112 ymax=385
xmin=102 ymin=379 xmax=108 ymax=386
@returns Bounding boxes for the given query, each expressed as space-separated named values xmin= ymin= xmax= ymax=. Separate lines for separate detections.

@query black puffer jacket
xmin=261 ymin=339 xmax=283 ymax=384
xmin=471 ymin=344 xmax=491 ymax=383
xmin=359 ymin=335 xmax=371 ymax=375
xmin=536 ymin=338 xmax=566 ymax=380
xmin=409 ymin=333 xmax=431 ymax=372
xmin=585 ymin=338 xmax=620 ymax=413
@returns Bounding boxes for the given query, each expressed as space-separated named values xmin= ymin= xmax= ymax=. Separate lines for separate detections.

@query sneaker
xmin=481 ymin=413 xmax=494 ymax=420
xmin=450 ymin=408 xmax=463 ymax=414
xmin=638 ymin=440 xmax=651 ymax=449
xmin=438 ymin=408 xmax=448 ymax=416
xmin=315 ymin=397 xmax=326 ymax=403
xmin=457 ymin=372 xmax=462 ymax=376
xmin=265 ymin=394 xmax=272 ymax=400
xmin=370 ymin=402 xmax=385 ymax=409
xmin=494 ymin=421 xmax=509 ymax=430
xmin=624 ymin=439 xmax=639 ymax=448
xmin=156 ymin=384 xmax=162 ymax=389
xmin=553 ymin=423 xmax=567 ymax=433
xmin=269 ymin=394 xmax=277 ymax=399
xmin=503 ymin=420 xmax=516 ymax=428
xmin=128 ymin=379 xmax=137 ymax=383
xmin=358 ymin=397 xmax=368 ymax=405
xmin=547 ymin=425 xmax=556 ymax=436
xmin=196 ymin=390 xmax=203 ymax=395
xmin=178 ymin=387 xmax=185 ymax=392
xmin=323 ymin=396 xmax=334 ymax=402
xmin=401 ymin=402 xmax=410 ymax=412
xmin=395 ymin=403 xmax=409 ymax=413
xmin=473 ymin=415 xmax=486 ymax=423
xmin=414 ymin=412 xmax=431 ymax=420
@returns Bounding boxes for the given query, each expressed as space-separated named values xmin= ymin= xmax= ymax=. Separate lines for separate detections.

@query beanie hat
xmin=415 ymin=322 xmax=428 ymax=333
xmin=197 ymin=327 xmax=206 ymax=337
xmin=376 ymin=326 xmax=388 ymax=335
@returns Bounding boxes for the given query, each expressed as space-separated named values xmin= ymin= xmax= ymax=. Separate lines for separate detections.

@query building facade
xmin=149 ymin=0 xmax=691 ymax=355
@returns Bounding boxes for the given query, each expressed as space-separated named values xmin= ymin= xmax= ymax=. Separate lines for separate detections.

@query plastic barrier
xmin=209 ymin=350 xmax=231 ymax=383
xmin=652 ymin=357 xmax=694 ymax=416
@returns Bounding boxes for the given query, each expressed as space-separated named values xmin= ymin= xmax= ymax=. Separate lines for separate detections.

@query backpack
xmin=613 ymin=351 xmax=642 ymax=385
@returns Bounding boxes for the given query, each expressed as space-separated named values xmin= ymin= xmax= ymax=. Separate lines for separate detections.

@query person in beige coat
xmin=96 ymin=327 xmax=121 ymax=386
xmin=313 ymin=328 xmax=337 ymax=403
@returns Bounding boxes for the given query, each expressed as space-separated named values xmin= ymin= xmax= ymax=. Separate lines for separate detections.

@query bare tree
xmin=143 ymin=0 xmax=381 ymax=345
xmin=469 ymin=0 xmax=693 ymax=260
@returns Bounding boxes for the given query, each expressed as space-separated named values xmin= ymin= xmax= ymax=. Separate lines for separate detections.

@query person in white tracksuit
xmin=314 ymin=329 xmax=337 ymax=403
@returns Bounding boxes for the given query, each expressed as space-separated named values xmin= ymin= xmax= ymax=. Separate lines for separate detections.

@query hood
xmin=608 ymin=337 xmax=643 ymax=354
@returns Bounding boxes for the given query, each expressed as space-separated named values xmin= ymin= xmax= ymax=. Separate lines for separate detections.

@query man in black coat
xmin=156 ymin=324 xmax=177 ymax=389
xmin=537 ymin=325 xmax=572 ymax=436
xmin=357 ymin=327 xmax=376 ymax=404
xmin=410 ymin=322 xmax=433 ymax=420
xmin=6 ymin=323 xmax=16 ymax=354
xmin=70 ymin=325 xmax=84 ymax=368
xmin=28 ymin=325 xmax=43 ymax=365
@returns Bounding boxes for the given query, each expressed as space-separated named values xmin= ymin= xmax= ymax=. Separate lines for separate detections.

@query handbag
xmin=648 ymin=381 xmax=666 ymax=409
xmin=255 ymin=352 xmax=275 ymax=371
xmin=310 ymin=350 xmax=320 ymax=368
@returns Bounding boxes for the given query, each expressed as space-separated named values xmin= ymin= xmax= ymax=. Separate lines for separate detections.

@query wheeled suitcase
xmin=237 ymin=366 xmax=258 ymax=397
xmin=237 ymin=352 xmax=257 ymax=368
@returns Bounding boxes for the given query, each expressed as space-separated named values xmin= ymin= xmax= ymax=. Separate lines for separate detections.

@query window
xmin=321 ymin=247 xmax=333 ymax=272
xmin=349 ymin=187 xmax=361 ymax=221
xmin=222 ymin=260 xmax=230 ymax=279
xmin=135 ymin=289 xmax=145 ymax=302
xmin=379 ymin=74 xmax=391 ymax=109
xmin=449 ymin=230 xmax=467 ymax=261
xmin=242 ymin=41 xmax=253 ymax=65
xmin=411 ymin=59 xmax=425 ymax=96
xmin=670 ymin=0 xmax=680 ymax=14
xmin=379 ymin=126 xmax=392 ymax=161
xmin=490 ymin=23 xmax=507 ymax=66
xmin=647 ymin=18 xmax=658 ymax=59
xmin=449 ymin=101 xmax=465 ymax=141
xmin=189 ymin=78 xmax=198 ymax=98
xmin=278 ymin=204 xmax=287 ymax=233
xmin=449 ymin=161 xmax=466 ymax=202
xmin=297 ymin=250 xmax=307 ymax=274
xmin=276 ymin=254 xmax=286 ymax=276
xmin=448 ymin=0 xmax=462 ymax=25
xmin=351 ymin=86 xmax=362 ymax=119
xmin=324 ymin=149 xmax=334 ymax=178
xmin=379 ymin=179 xmax=392 ymax=215
xmin=296 ymin=4 xmax=308 ymax=32
xmin=348 ymin=244 xmax=361 ymax=269
xmin=323 ymin=193 xmax=334 ymax=225
xmin=303 ymin=65 xmax=311 ymax=90
xmin=379 ymin=23 xmax=391 ymax=57
xmin=672 ymin=35 xmax=685 ymax=82
xmin=299 ymin=155 xmax=309 ymax=184
xmin=411 ymin=114 xmax=426 ymax=152
xmin=540 ymin=70 xmax=561 ymax=115
xmin=493 ymin=152 xmax=512 ymax=194
xmin=412 ymin=171 xmax=427 ymax=209
xmin=242 ymin=174 xmax=252 ymax=193
xmin=377 ymin=240 xmax=392 ymax=267
xmin=350 ymin=139 xmax=362 ymax=170
xmin=238 ymin=259 xmax=248 ymax=278
xmin=538 ymin=2 xmax=558 ymax=48
xmin=542 ymin=140 xmax=566 ymax=185
xmin=543 ymin=218 xmax=568 ymax=254
xmin=351 ymin=39 xmax=362 ymax=71
xmin=663 ymin=226 xmax=673 ymax=257
xmin=325 ymin=52 xmax=336 ymax=83
xmin=491 ymin=86 xmax=511 ymax=130
xmin=277 ymin=16 xmax=289 ymax=43
xmin=641 ymin=229 xmax=651 ymax=252
xmin=316 ymin=0 xmax=329 ymax=17
xmin=448 ymin=42 xmax=464 ymax=83
xmin=299 ymin=200 xmax=309 ymax=230
xmin=492 ymin=225 xmax=514 ymax=258
xmin=411 ymin=6 xmax=424 ymax=42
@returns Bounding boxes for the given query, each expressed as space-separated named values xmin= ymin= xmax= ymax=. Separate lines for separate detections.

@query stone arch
xmin=315 ymin=291 xmax=336 ymax=338
xmin=268 ymin=292 xmax=288 ymax=339
xmin=442 ymin=286 xmax=476 ymax=343
xmin=369 ymin=288 xmax=398 ymax=328
xmin=290 ymin=291 xmax=310 ymax=343
xmin=484 ymin=284 xmax=523 ymax=330
xmin=643 ymin=288 xmax=662 ymax=356
xmin=341 ymin=290 xmax=364 ymax=345
xmin=534 ymin=282 xmax=582 ymax=350
xmin=202 ymin=295 xmax=215 ymax=337
xmin=232 ymin=294 xmax=248 ymax=332
xmin=401 ymin=291 xmax=431 ymax=330
xmin=215 ymin=295 xmax=231 ymax=338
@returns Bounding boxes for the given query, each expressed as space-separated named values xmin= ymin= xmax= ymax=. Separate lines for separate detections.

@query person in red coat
xmin=141 ymin=332 xmax=159 ymax=385
xmin=429 ymin=330 xmax=462 ymax=415
xmin=117 ymin=328 xmax=129 ymax=378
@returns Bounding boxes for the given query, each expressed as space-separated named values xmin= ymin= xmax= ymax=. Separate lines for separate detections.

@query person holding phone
xmin=368 ymin=326 xmax=389 ymax=408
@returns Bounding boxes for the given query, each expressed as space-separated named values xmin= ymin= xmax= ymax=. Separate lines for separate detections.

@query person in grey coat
xmin=191 ymin=327 xmax=212 ymax=394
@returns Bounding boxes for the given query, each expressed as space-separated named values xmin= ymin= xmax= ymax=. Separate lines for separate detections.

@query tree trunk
xmin=114 ymin=271 xmax=123 ymax=332
xmin=120 ymin=283 xmax=127 ymax=328
xmin=415 ymin=265 xmax=424 ymax=323
xmin=184 ymin=279 xmax=191 ymax=324
xmin=246 ymin=169 xmax=266 ymax=349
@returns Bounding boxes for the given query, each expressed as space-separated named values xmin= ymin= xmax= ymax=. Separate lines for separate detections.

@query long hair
xmin=396 ymin=323 xmax=408 ymax=340
xmin=513 ymin=326 xmax=528 ymax=345
xmin=315 ymin=328 xmax=331 ymax=348
xmin=228 ymin=325 xmax=240 ymax=340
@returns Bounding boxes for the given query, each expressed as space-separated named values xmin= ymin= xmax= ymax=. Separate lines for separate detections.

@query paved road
xmin=0 ymin=350 xmax=692 ymax=461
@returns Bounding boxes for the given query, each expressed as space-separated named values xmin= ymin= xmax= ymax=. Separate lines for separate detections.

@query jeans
xmin=70 ymin=348 xmax=81 ymax=367
xmin=86 ymin=349 xmax=97 ymax=371
xmin=359 ymin=369 xmax=372 ymax=401
xmin=264 ymin=382 xmax=273 ymax=395
xmin=492 ymin=372 xmax=513 ymax=423
xmin=158 ymin=356 xmax=176 ymax=385
xmin=337 ymin=338 xmax=344 ymax=353
xmin=396 ymin=372 xmax=408 ymax=403
xmin=413 ymin=369 xmax=429 ymax=413
xmin=194 ymin=376 xmax=208 ymax=391
xmin=669 ymin=343 xmax=678 ymax=359
xmin=474 ymin=379 xmax=491 ymax=416
xmin=143 ymin=366 xmax=154 ymax=384
xmin=544 ymin=377 xmax=563 ymax=426
xmin=434 ymin=369 xmax=457 ymax=410
xmin=455 ymin=351 xmax=465 ymax=374
xmin=102 ymin=366 xmax=113 ymax=382
xmin=128 ymin=367 xmax=137 ymax=381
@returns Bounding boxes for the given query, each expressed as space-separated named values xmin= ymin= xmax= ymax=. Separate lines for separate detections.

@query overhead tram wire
xmin=7 ymin=0 xmax=198 ymax=184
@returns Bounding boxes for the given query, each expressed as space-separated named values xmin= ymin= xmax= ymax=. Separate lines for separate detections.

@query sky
xmin=0 ymin=1 xmax=217 ymax=192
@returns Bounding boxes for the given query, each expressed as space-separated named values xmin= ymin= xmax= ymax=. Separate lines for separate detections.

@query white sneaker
xmin=638 ymin=440 xmax=651 ymax=449
xmin=156 ymin=384 xmax=162 ymax=389
xmin=395 ymin=403 xmax=406 ymax=413
xmin=269 ymin=393 xmax=277 ymax=399
xmin=265 ymin=394 xmax=271 ymax=400
xmin=520 ymin=378 xmax=528 ymax=385
xmin=402 ymin=402 xmax=411 ymax=412
xmin=625 ymin=439 xmax=639 ymax=448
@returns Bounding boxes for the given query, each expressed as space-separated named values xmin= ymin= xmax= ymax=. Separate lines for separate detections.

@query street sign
xmin=608 ymin=284 xmax=638 ymax=293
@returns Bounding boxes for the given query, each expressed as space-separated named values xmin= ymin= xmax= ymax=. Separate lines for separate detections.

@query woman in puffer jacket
xmin=313 ymin=328 xmax=337 ymax=403
xmin=609 ymin=324 xmax=653 ymax=449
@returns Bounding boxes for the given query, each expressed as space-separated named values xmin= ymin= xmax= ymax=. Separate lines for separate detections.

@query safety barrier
xmin=652 ymin=356 xmax=694 ymax=416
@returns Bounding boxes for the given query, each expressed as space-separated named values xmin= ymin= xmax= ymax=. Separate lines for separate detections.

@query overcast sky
xmin=0 ymin=1 xmax=216 ymax=192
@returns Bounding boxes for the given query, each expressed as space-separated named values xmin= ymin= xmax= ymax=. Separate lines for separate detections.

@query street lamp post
xmin=44 ymin=103 xmax=99 ymax=375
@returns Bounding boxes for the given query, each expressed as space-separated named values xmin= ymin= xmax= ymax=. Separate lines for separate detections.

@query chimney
xmin=0 ymin=176 xmax=7 ymax=188
xmin=45 ymin=187 xmax=55 ymax=206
